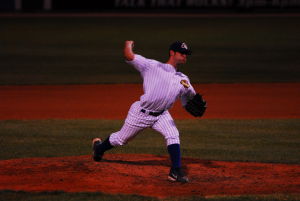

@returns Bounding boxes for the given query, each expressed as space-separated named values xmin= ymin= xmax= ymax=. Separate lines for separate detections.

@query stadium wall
xmin=1 ymin=0 xmax=300 ymax=12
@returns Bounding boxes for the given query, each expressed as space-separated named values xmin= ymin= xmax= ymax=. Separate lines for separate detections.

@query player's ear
xmin=169 ymin=50 xmax=175 ymax=56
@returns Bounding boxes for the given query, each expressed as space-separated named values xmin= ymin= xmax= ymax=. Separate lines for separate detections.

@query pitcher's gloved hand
xmin=185 ymin=93 xmax=207 ymax=117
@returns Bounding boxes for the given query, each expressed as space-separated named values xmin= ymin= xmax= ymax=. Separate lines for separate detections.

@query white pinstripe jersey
xmin=126 ymin=54 xmax=196 ymax=112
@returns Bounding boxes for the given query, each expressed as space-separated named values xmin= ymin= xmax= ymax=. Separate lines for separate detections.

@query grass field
xmin=1 ymin=16 xmax=300 ymax=84
xmin=1 ymin=191 xmax=299 ymax=201
xmin=1 ymin=119 xmax=299 ymax=163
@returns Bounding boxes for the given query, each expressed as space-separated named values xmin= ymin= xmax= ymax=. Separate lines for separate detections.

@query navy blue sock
xmin=99 ymin=137 xmax=114 ymax=153
xmin=167 ymin=144 xmax=181 ymax=169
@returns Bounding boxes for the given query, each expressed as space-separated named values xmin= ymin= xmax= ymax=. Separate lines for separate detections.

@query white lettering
xmin=238 ymin=0 xmax=253 ymax=8
xmin=151 ymin=0 xmax=182 ymax=7
xmin=115 ymin=0 xmax=146 ymax=7
xmin=115 ymin=0 xmax=120 ymax=6
xmin=137 ymin=0 xmax=146 ymax=7
xmin=255 ymin=0 xmax=267 ymax=7
xmin=115 ymin=0 xmax=128 ymax=7
xmin=151 ymin=0 xmax=156 ymax=7
xmin=156 ymin=0 xmax=165 ymax=7
xmin=117 ymin=0 xmax=300 ymax=8
xmin=271 ymin=0 xmax=280 ymax=6
xmin=211 ymin=0 xmax=217 ymax=6
xmin=280 ymin=0 xmax=289 ymax=7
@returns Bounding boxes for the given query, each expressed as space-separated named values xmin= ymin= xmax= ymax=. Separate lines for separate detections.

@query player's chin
xmin=180 ymin=59 xmax=187 ymax=64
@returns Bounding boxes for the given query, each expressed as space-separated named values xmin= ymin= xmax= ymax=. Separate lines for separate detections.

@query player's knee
xmin=166 ymin=136 xmax=180 ymax=146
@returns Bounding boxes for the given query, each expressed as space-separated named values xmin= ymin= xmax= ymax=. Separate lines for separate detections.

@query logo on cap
xmin=181 ymin=43 xmax=188 ymax=50
xmin=169 ymin=41 xmax=192 ymax=55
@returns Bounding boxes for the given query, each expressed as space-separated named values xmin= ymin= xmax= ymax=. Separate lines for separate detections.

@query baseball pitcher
xmin=92 ymin=40 xmax=206 ymax=183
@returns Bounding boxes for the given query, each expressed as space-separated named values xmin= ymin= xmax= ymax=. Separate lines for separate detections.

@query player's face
xmin=174 ymin=52 xmax=187 ymax=64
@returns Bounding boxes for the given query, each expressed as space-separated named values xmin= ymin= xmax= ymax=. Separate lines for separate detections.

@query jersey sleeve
xmin=126 ymin=54 xmax=150 ymax=73
xmin=180 ymin=78 xmax=196 ymax=106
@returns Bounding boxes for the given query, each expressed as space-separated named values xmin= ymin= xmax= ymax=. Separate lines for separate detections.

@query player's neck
xmin=166 ymin=59 xmax=178 ymax=70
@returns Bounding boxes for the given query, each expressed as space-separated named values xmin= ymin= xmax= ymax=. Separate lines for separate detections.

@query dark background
xmin=1 ymin=0 xmax=300 ymax=12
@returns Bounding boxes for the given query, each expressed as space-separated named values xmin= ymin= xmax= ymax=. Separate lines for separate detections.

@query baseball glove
xmin=185 ymin=93 xmax=207 ymax=117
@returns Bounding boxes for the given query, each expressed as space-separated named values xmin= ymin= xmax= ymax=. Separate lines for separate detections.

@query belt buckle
xmin=141 ymin=109 xmax=163 ymax=117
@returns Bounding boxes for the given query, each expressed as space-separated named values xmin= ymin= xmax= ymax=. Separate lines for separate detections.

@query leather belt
xmin=140 ymin=109 xmax=164 ymax=117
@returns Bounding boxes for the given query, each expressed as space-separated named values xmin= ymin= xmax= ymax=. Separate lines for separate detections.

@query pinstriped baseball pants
xmin=109 ymin=101 xmax=180 ymax=147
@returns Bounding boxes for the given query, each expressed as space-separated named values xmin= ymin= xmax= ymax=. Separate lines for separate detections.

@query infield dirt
xmin=1 ymin=154 xmax=300 ymax=198
xmin=0 ymin=83 xmax=299 ymax=120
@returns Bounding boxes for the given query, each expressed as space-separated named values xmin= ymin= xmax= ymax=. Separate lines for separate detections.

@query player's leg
xmin=152 ymin=111 xmax=188 ymax=183
xmin=93 ymin=101 xmax=153 ymax=161
xmin=93 ymin=123 xmax=143 ymax=161
xmin=109 ymin=101 xmax=156 ymax=146
xmin=93 ymin=121 xmax=144 ymax=162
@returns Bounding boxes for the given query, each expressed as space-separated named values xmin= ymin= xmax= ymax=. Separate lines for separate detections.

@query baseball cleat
xmin=168 ymin=167 xmax=189 ymax=183
xmin=92 ymin=138 xmax=103 ymax=162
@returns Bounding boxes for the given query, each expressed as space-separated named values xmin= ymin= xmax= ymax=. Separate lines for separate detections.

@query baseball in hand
xmin=126 ymin=40 xmax=134 ymax=48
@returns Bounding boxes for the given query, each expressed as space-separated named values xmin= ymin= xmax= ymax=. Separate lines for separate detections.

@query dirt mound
xmin=0 ymin=154 xmax=299 ymax=198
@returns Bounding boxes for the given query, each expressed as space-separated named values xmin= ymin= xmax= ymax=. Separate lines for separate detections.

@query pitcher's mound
xmin=0 ymin=154 xmax=299 ymax=198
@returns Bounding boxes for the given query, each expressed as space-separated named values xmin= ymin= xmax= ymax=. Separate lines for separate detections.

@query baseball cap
xmin=169 ymin=41 xmax=192 ymax=55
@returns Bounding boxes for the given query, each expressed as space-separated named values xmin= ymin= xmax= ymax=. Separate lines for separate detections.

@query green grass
xmin=1 ymin=16 xmax=300 ymax=84
xmin=0 ymin=191 xmax=299 ymax=201
xmin=0 ymin=119 xmax=299 ymax=164
xmin=0 ymin=191 xmax=158 ymax=201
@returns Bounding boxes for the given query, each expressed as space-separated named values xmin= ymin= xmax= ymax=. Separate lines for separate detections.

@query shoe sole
xmin=167 ymin=175 xmax=177 ymax=182
xmin=168 ymin=175 xmax=189 ymax=183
